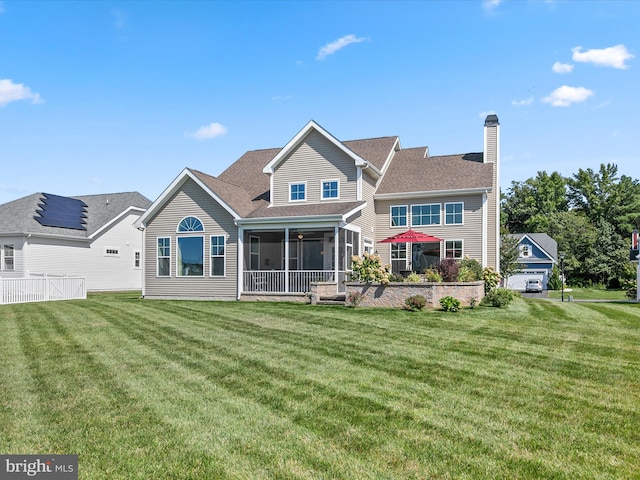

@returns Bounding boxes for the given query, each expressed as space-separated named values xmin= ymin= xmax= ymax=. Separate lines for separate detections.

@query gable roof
xmin=261 ymin=120 xmax=383 ymax=178
xmin=375 ymin=149 xmax=494 ymax=197
xmin=0 ymin=191 xmax=151 ymax=239
xmin=508 ymin=233 xmax=558 ymax=262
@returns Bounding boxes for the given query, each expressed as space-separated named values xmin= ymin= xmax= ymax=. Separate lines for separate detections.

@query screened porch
xmin=242 ymin=228 xmax=359 ymax=294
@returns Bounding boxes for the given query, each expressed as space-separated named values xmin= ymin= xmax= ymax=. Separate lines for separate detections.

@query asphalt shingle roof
xmin=376 ymin=149 xmax=494 ymax=195
xmin=0 ymin=191 xmax=151 ymax=238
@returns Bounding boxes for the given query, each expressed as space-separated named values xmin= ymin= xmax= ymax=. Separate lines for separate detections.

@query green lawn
xmin=546 ymin=288 xmax=629 ymax=301
xmin=1 ymin=293 xmax=639 ymax=479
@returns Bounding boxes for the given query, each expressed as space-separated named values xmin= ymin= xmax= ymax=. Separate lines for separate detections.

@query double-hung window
xmin=445 ymin=202 xmax=463 ymax=225
xmin=321 ymin=180 xmax=339 ymax=200
xmin=210 ymin=236 xmax=225 ymax=276
xmin=445 ymin=240 xmax=463 ymax=259
xmin=3 ymin=245 xmax=14 ymax=271
xmin=290 ymin=182 xmax=306 ymax=202
xmin=390 ymin=205 xmax=407 ymax=227
xmin=411 ymin=204 xmax=440 ymax=226
xmin=157 ymin=237 xmax=171 ymax=276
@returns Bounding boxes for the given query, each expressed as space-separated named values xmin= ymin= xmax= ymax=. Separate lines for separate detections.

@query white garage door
xmin=507 ymin=271 xmax=546 ymax=291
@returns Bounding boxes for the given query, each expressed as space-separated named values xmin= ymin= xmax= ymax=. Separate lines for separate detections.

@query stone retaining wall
xmin=345 ymin=281 xmax=484 ymax=309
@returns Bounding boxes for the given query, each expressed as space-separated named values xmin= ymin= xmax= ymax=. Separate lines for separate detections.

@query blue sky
xmin=1 ymin=0 xmax=638 ymax=205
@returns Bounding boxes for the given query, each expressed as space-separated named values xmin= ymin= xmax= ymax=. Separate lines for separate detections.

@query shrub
xmin=435 ymin=259 xmax=459 ymax=282
xmin=423 ymin=268 xmax=442 ymax=282
xmin=483 ymin=267 xmax=501 ymax=294
xmin=405 ymin=272 xmax=422 ymax=283
xmin=439 ymin=296 xmax=460 ymax=312
xmin=404 ymin=295 xmax=426 ymax=311
xmin=481 ymin=288 xmax=519 ymax=308
xmin=388 ymin=273 xmax=405 ymax=283
xmin=350 ymin=252 xmax=392 ymax=285
xmin=547 ymin=265 xmax=562 ymax=290
xmin=345 ymin=291 xmax=364 ymax=308
xmin=458 ymin=257 xmax=483 ymax=281
xmin=469 ymin=297 xmax=478 ymax=309
xmin=626 ymin=287 xmax=637 ymax=300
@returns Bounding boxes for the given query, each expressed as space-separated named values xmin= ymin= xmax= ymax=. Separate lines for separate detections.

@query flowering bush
xmin=350 ymin=252 xmax=392 ymax=285
xmin=483 ymin=267 xmax=501 ymax=293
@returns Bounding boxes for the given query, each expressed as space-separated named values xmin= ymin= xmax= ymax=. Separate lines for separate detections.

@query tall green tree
xmin=502 ymin=171 xmax=568 ymax=233
xmin=567 ymin=163 xmax=640 ymax=237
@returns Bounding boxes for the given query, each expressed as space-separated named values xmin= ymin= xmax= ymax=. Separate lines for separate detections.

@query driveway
xmin=520 ymin=290 xmax=548 ymax=299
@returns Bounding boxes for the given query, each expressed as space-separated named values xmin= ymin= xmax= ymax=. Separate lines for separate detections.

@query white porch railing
xmin=243 ymin=270 xmax=339 ymax=293
xmin=0 ymin=276 xmax=87 ymax=305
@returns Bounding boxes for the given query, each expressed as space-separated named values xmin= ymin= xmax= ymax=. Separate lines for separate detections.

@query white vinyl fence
xmin=0 ymin=276 xmax=87 ymax=305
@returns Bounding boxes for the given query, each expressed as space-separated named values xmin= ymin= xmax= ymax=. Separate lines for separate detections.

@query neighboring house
xmin=504 ymin=233 xmax=558 ymax=291
xmin=137 ymin=115 xmax=501 ymax=300
xmin=0 ymin=191 xmax=152 ymax=291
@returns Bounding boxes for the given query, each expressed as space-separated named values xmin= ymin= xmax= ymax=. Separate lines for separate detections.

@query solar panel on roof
xmin=34 ymin=193 xmax=88 ymax=231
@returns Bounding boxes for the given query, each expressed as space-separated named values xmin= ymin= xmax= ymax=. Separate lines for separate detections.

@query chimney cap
xmin=484 ymin=114 xmax=499 ymax=126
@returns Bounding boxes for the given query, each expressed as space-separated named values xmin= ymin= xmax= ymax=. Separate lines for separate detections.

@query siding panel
xmin=272 ymin=130 xmax=358 ymax=206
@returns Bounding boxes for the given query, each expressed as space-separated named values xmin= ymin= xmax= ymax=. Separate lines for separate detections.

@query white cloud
xmin=542 ymin=85 xmax=594 ymax=107
xmin=572 ymin=44 xmax=634 ymax=69
xmin=552 ymin=62 xmax=574 ymax=74
xmin=0 ymin=79 xmax=43 ymax=107
xmin=185 ymin=122 xmax=227 ymax=140
xmin=482 ymin=0 xmax=503 ymax=11
xmin=511 ymin=97 xmax=534 ymax=107
xmin=316 ymin=34 xmax=366 ymax=61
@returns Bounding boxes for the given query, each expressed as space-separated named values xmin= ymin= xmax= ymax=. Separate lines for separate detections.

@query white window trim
xmin=105 ymin=247 xmax=120 ymax=257
xmin=444 ymin=202 xmax=464 ymax=225
xmin=289 ymin=181 xmax=307 ymax=203
xmin=363 ymin=237 xmax=374 ymax=254
xmin=210 ymin=235 xmax=226 ymax=277
xmin=320 ymin=179 xmax=340 ymax=200
xmin=176 ymin=216 xmax=205 ymax=233
xmin=176 ymin=235 xmax=205 ymax=277
xmin=445 ymin=239 xmax=464 ymax=259
xmin=134 ymin=250 xmax=141 ymax=269
xmin=519 ymin=244 xmax=532 ymax=258
xmin=157 ymin=237 xmax=171 ymax=277
xmin=390 ymin=205 xmax=408 ymax=228
xmin=411 ymin=203 xmax=441 ymax=227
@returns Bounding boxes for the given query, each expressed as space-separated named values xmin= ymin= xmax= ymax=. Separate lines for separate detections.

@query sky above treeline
xmin=1 ymin=0 xmax=638 ymax=204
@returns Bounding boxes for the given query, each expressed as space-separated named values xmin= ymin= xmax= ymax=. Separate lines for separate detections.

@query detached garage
xmin=504 ymin=233 xmax=558 ymax=291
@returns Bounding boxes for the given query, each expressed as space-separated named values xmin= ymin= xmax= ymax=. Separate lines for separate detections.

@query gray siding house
xmin=0 ymin=192 xmax=151 ymax=291
xmin=137 ymin=116 xmax=501 ymax=300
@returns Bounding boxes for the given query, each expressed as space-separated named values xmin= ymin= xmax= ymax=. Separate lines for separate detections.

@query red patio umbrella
xmin=379 ymin=229 xmax=442 ymax=243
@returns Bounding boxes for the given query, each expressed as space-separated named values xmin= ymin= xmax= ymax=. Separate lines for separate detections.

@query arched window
xmin=177 ymin=216 xmax=204 ymax=232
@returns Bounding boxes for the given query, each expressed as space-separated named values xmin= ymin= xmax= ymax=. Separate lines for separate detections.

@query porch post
xmin=334 ymin=226 xmax=339 ymax=294
xmin=284 ymin=227 xmax=289 ymax=293
xmin=237 ymin=227 xmax=244 ymax=300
